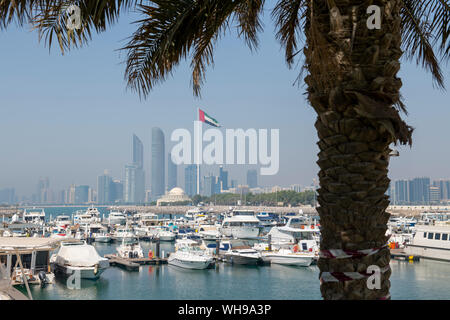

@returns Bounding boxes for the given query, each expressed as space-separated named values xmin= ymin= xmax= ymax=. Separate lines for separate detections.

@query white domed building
xmin=156 ymin=187 xmax=191 ymax=206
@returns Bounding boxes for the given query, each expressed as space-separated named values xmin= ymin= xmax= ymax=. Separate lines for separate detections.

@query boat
xmin=222 ymin=240 xmax=263 ymax=265
xmin=405 ymin=224 xmax=450 ymax=261
xmin=81 ymin=224 xmax=111 ymax=243
xmin=256 ymin=212 xmax=279 ymax=227
xmin=50 ymin=240 xmax=109 ymax=280
xmin=50 ymin=226 xmax=72 ymax=239
xmin=219 ymin=209 xmax=261 ymax=239
xmin=168 ymin=239 xmax=214 ymax=269
xmin=116 ymin=237 xmax=144 ymax=259
xmin=73 ymin=206 xmax=101 ymax=225
xmin=111 ymin=225 xmax=136 ymax=242
xmin=157 ymin=228 xmax=176 ymax=241
xmin=53 ymin=215 xmax=71 ymax=228
xmin=266 ymin=215 xmax=320 ymax=253
xmin=108 ymin=211 xmax=127 ymax=226
xmin=260 ymin=247 xmax=315 ymax=266
xmin=22 ymin=208 xmax=46 ymax=226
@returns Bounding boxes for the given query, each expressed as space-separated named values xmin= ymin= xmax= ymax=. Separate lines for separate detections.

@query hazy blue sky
xmin=0 ymin=5 xmax=449 ymax=198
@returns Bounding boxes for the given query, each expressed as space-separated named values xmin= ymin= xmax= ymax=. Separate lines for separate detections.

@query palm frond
xmin=401 ymin=0 xmax=449 ymax=88
xmin=123 ymin=0 xmax=263 ymax=98
xmin=30 ymin=0 xmax=139 ymax=53
xmin=272 ymin=0 xmax=306 ymax=67
xmin=233 ymin=0 xmax=265 ymax=51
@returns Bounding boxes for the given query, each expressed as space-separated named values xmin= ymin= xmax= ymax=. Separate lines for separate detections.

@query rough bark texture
xmin=304 ymin=0 xmax=413 ymax=299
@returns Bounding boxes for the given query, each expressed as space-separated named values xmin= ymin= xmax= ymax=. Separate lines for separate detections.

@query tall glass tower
xmin=124 ymin=134 xmax=145 ymax=203
xmin=168 ymin=152 xmax=177 ymax=191
xmin=151 ymin=127 xmax=165 ymax=200
xmin=133 ymin=134 xmax=144 ymax=169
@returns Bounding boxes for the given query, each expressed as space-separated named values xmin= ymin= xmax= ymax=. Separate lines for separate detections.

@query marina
xmin=1 ymin=205 xmax=450 ymax=300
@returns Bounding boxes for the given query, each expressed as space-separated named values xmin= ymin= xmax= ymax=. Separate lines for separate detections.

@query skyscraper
xmin=151 ymin=127 xmax=165 ymax=200
xmin=409 ymin=177 xmax=430 ymax=204
xmin=394 ymin=180 xmax=409 ymax=205
xmin=74 ymin=185 xmax=89 ymax=204
xmin=97 ymin=170 xmax=113 ymax=204
xmin=133 ymin=134 xmax=144 ymax=169
xmin=36 ymin=177 xmax=50 ymax=204
xmin=168 ymin=152 xmax=178 ymax=191
xmin=185 ymin=165 xmax=197 ymax=197
xmin=124 ymin=134 xmax=145 ymax=203
xmin=219 ymin=166 xmax=228 ymax=191
xmin=247 ymin=169 xmax=258 ymax=188
xmin=111 ymin=180 xmax=124 ymax=203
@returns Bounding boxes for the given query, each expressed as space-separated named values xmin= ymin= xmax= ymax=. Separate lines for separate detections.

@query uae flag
xmin=199 ymin=109 xmax=220 ymax=127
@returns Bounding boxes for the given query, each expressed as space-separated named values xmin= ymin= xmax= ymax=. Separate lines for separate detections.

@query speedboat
xmin=116 ymin=237 xmax=144 ymax=259
xmin=222 ymin=240 xmax=263 ymax=265
xmin=50 ymin=241 xmax=109 ymax=280
xmin=53 ymin=215 xmax=71 ymax=228
xmin=168 ymin=239 xmax=214 ymax=269
xmin=157 ymin=228 xmax=176 ymax=241
xmin=50 ymin=226 xmax=72 ymax=239
xmin=260 ymin=248 xmax=315 ymax=266
xmin=111 ymin=226 xmax=136 ymax=242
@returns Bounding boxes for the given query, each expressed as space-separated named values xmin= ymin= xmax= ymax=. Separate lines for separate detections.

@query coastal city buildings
xmin=247 ymin=169 xmax=258 ymax=188
xmin=151 ymin=127 xmax=165 ymax=201
xmin=124 ymin=134 xmax=145 ymax=204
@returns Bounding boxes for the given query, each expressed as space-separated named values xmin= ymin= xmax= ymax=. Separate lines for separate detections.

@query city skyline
xmin=1 ymin=13 xmax=449 ymax=197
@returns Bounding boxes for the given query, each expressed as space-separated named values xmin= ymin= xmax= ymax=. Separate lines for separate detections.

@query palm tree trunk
xmin=304 ymin=0 xmax=412 ymax=299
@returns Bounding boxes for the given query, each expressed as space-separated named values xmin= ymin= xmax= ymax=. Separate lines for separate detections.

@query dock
xmin=104 ymin=254 xmax=167 ymax=271
xmin=390 ymin=249 xmax=421 ymax=261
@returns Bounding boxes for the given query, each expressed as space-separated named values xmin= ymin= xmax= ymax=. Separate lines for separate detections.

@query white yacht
xmin=53 ymin=215 xmax=71 ymax=228
xmin=219 ymin=209 xmax=261 ymax=239
xmin=111 ymin=226 xmax=136 ymax=242
xmin=108 ymin=211 xmax=127 ymax=226
xmin=222 ymin=240 xmax=263 ymax=265
xmin=168 ymin=239 xmax=214 ymax=269
xmin=81 ymin=224 xmax=111 ymax=243
xmin=267 ymin=216 xmax=319 ymax=253
xmin=405 ymin=224 xmax=450 ymax=261
xmin=116 ymin=237 xmax=144 ymax=259
xmin=50 ymin=226 xmax=72 ymax=239
xmin=185 ymin=208 xmax=207 ymax=222
xmin=73 ymin=207 xmax=101 ymax=225
xmin=259 ymin=247 xmax=315 ymax=266
xmin=157 ymin=228 xmax=176 ymax=241
xmin=50 ymin=241 xmax=109 ymax=280
xmin=22 ymin=209 xmax=46 ymax=226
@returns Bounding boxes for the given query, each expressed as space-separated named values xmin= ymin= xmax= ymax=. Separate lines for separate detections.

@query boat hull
xmin=53 ymin=264 xmax=107 ymax=280
xmin=261 ymin=254 xmax=313 ymax=266
xmin=224 ymin=254 xmax=262 ymax=265
xmin=168 ymin=256 xmax=214 ymax=270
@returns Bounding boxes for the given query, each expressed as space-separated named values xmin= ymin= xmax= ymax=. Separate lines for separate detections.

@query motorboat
xmin=108 ymin=211 xmax=127 ymax=226
xmin=50 ymin=226 xmax=72 ymax=239
xmin=267 ymin=216 xmax=320 ymax=253
xmin=53 ymin=215 xmax=71 ymax=228
xmin=81 ymin=224 xmax=111 ymax=243
xmin=50 ymin=241 xmax=109 ymax=280
xmin=256 ymin=212 xmax=279 ymax=227
xmin=111 ymin=225 xmax=136 ymax=242
xmin=116 ymin=237 xmax=144 ymax=259
xmin=219 ymin=209 xmax=261 ymax=239
xmin=168 ymin=239 xmax=214 ymax=269
xmin=222 ymin=240 xmax=263 ymax=265
xmin=73 ymin=206 xmax=101 ymax=225
xmin=157 ymin=228 xmax=176 ymax=241
xmin=259 ymin=247 xmax=315 ymax=266
xmin=22 ymin=209 xmax=46 ymax=226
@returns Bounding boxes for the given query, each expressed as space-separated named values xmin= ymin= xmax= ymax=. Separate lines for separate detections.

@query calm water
xmin=16 ymin=207 xmax=450 ymax=300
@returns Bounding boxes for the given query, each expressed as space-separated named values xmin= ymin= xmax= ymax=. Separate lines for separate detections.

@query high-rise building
xmin=219 ymin=166 xmax=228 ymax=191
xmin=202 ymin=174 xmax=219 ymax=197
xmin=0 ymin=188 xmax=15 ymax=204
xmin=74 ymin=185 xmax=89 ymax=204
xmin=430 ymin=186 xmax=441 ymax=204
xmin=151 ymin=127 xmax=165 ymax=200
xmin=111 ymin=180 xmax=123 ymax=203
xmin=124 ymin=164 xmax=145 ymax=203
xmin=97 ymin=170 xmax=113 ymax=204
xmin=394 ymin=180 xmax=409 ymax=205
xmin=36 ymin=177 xmax=50 ymax=204
xmin=185 ymin=165 xmax=197 ymax=197
xmin=247 ymin=169 xmax=258 ymax=188
xmin=168 ymin=152 xmax=178 ymax=191
xmin=133 ymin=134 xmax=144 ymax=169
xmin=409 ymin=177 xmax=430 ymax=204
xmin=124 ymin=134 xmax=145 ymax=203
xmin=434 ymin=180 xmax=450 ymax=201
